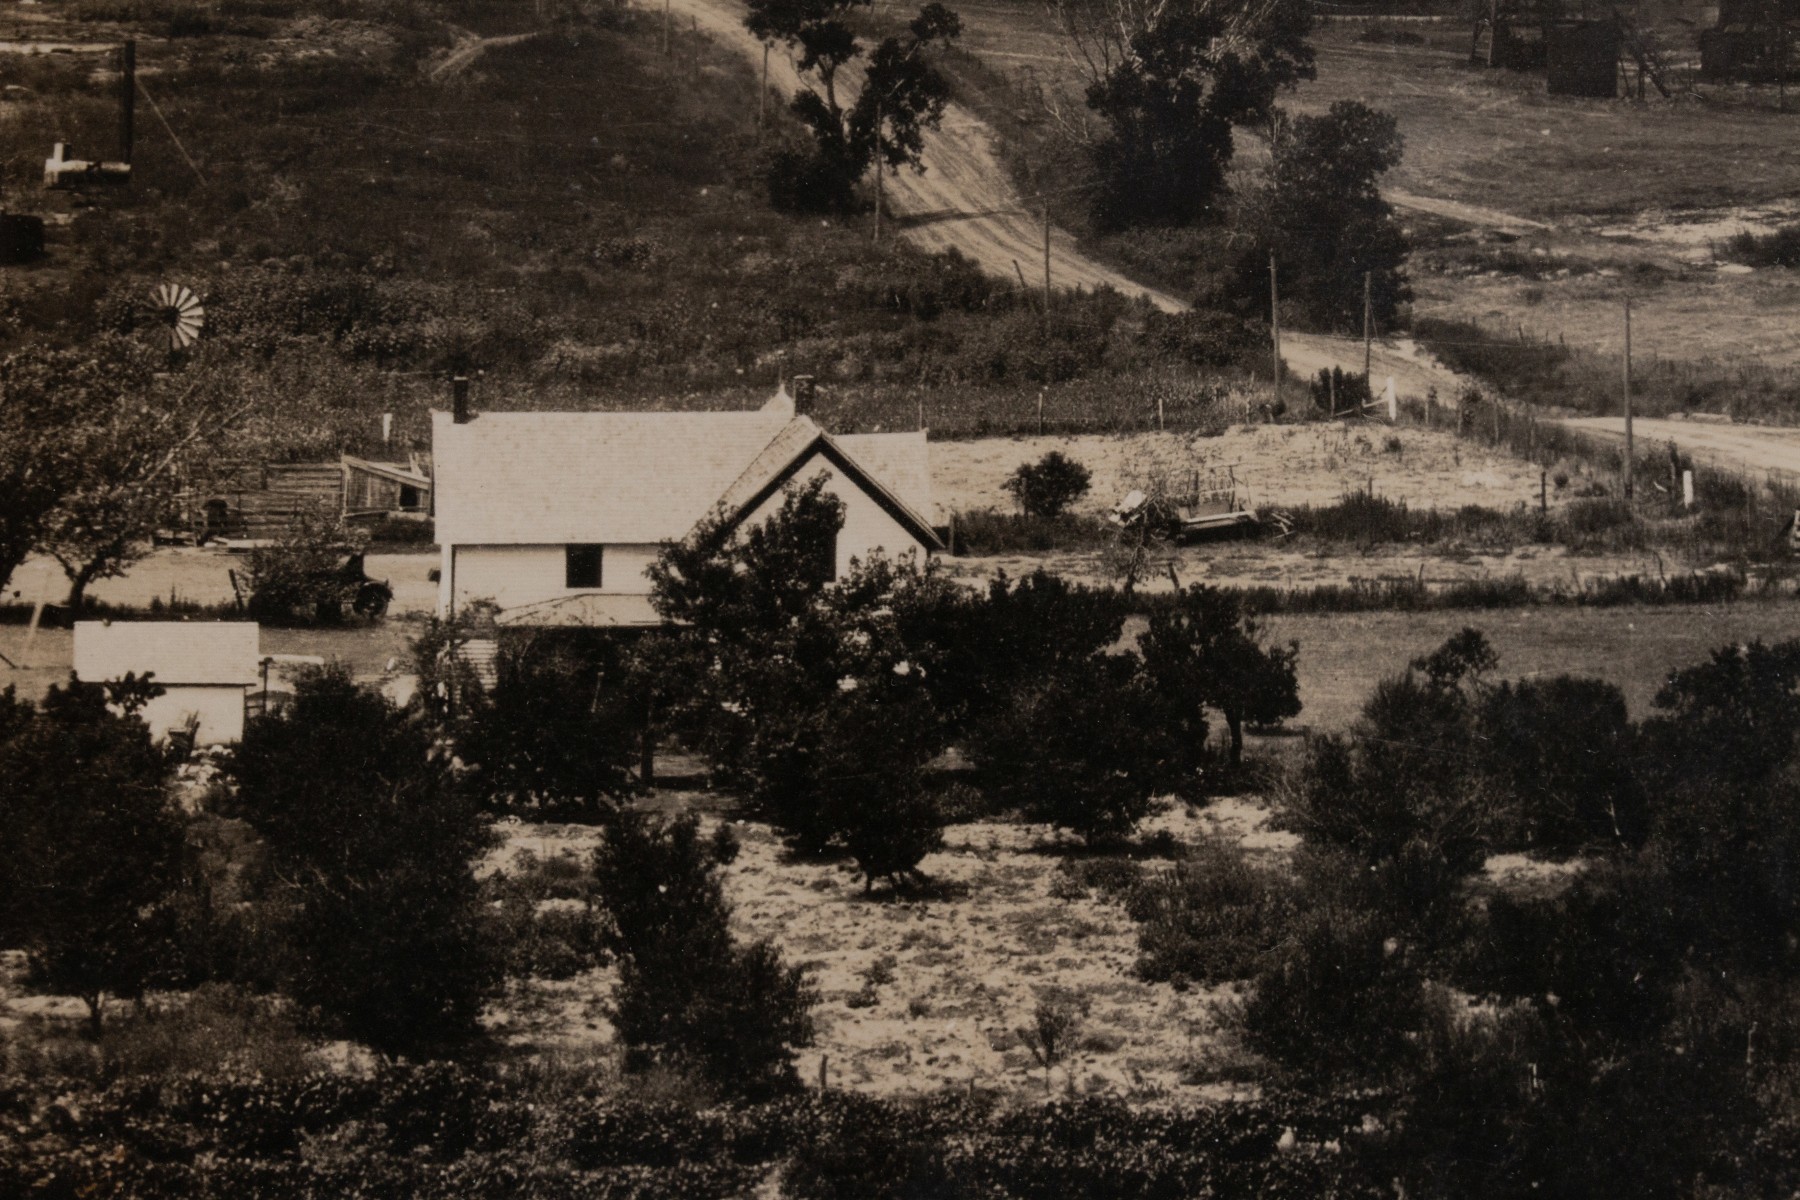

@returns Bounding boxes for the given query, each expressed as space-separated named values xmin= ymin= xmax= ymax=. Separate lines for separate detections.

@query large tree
xmin=1252 ymin=99 xmax=1411 ymax=331
xmin=0 ymin=677 xmax=183 ymax=1035
xmin=1057 ymin=0 xmax=1314 ymax=228
xmin=41 ymin=369 xmax=248 ymax=615
xmin=748 ymin=0 xmax=962 ymax=212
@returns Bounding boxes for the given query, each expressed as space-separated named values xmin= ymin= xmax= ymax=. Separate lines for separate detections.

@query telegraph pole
xmin=1269 ymin=252 xmax=1282 ymax=399
xmin=1362 ymin=270 xmax=1372 ymax=385
xmin=760 ymin=43 xmax=770 ymax=130
xmin=873 ymin=98 xmax=884 ymax=243
xmin=1623 ymin=298 xmax=1635 ymax=501
xmin=1041 ymin=202 xmax=1052 ymax=339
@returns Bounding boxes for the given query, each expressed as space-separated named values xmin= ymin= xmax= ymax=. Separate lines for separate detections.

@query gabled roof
xmin=73 ymin=621 xmax=260 ymax=687
xmin=432 ymin=407 xmax=939 ymax=549
xmin=342 ymin=455 xmax=432 ymax=489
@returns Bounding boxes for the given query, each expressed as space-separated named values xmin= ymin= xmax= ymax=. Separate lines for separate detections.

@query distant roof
xmin=432 ymin=405 xmax=938 ymax=547
xmin=342 ymin=455 xmax=431 ymax=488
xmin=73 ymin=621 xmax=260 ymax=687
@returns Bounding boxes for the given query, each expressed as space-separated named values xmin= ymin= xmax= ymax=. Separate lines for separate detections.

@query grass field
xmin=932 ymin=3 xmax=1800 ymax=419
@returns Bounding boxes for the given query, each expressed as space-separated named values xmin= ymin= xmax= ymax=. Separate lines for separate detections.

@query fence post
xmin=1540 ymin=471 xmax=1548 ymax=514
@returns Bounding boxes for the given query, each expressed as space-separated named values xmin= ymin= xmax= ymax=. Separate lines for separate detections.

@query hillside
xmin=0 ymin=0 xmax=1262 ymax=459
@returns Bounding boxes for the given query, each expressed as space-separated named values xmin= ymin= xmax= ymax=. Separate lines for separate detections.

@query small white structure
xmin=73 ymin=622 xmax=260 ymax=745
xmin=431 ymin=385 xmax=941 ymax=627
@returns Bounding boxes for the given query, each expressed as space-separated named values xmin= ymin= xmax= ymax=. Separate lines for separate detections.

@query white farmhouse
xmin=72 ymin=621 xmax=260 ymax=745
xmin=431 ymin=386 xmax=941 ymax=627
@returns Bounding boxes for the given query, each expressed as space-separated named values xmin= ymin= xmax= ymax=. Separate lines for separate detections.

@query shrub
xmin=1475 ymin=676 xmax=1646 ymax=852
xmin=1129 ymin=837 xmax=1294 ymax=984
xmin=1002 ymin=451 xmax=1093 ymax=518
xmin=593 ymin=813 xmax=815 ymax=1097
xmin=238 ymin=505 xmax=374 ymax=624
xmin=232 ymin=665 xmax=499 ymax=1057
xmin=1241 ymin=901 xmax=1431 ymax=1083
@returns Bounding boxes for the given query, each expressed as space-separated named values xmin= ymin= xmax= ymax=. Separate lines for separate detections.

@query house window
xmin=565 ymin=544 xmax=604 ymax=589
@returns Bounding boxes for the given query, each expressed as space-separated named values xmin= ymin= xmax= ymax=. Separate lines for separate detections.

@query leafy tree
xmin=652 ymin=478 xmax=957 ymax=882
xmin=0 ymin=677 xmax=183 ymax=1034
xmin=593 ymin=812 xmax=815 ymax=1096
xmin=232 ymin=666 xmax=499 ymax=1057
xmin=911 ymin=569 xmax=1123 ymax=735
xmin=454 ymin=629 xmax=643 ymax=820
xmin=967 ymin=650 xmax=1182 ymax=844
xmin=1251 ymin=100 xmax=1410 ymax=331
xmin=0 ymin=342 xmax=154 ymax=599
xmin=1002 ymin=450 xmax=1092 ymax=518
xmin=1061 ymin=0 xmax=1314 ymax=229
xmin=748 ymin=0 xmax=962 ymax=212
xmin=40 ymin=362 xmax=249 ymax=615
xmin=1137 ymin=584 xmax=1299 ymax=767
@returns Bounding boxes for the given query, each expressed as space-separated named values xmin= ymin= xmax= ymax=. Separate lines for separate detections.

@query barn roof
xmin=73 ymin=621 xmax=261 ymax=687
xmin=432 ymin=407 xmax=938 ymax=547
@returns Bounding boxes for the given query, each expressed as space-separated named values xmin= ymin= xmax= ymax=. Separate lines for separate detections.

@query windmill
xmin=144 ymin=283 xmax=204 ymax=354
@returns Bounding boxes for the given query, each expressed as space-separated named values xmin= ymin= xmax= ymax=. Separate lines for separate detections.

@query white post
xmin=1683 ymin=470 xmax=1695 ymax=510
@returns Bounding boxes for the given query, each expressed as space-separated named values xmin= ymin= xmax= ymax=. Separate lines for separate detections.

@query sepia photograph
xmin=3 ymin=0 xmax=1800 ymax=1192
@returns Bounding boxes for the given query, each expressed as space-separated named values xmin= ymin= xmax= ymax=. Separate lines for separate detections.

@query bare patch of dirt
xmin=485 ymin=805 xmax=1252 ymax=1102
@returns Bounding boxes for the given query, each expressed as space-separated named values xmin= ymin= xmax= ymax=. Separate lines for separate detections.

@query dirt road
xmin=1562 ymin=417 xmax=1800 ymax=483
xmin=668 ymin=0 xmax=1465 ymax=401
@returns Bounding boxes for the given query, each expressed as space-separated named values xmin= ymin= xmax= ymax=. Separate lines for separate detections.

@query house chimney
xmin=792 ymin=374 xmax=816 ymax=417
xmin=452 ymin=375 xmax=472 ymax=424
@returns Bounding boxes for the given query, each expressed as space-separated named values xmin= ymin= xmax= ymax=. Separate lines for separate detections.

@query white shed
xmin=73 ymin=621 xmax=261 ymax=745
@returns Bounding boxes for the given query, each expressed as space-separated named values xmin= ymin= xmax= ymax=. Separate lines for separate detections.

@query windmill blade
xmin=146 ymin=282 xmax=205 ymax=352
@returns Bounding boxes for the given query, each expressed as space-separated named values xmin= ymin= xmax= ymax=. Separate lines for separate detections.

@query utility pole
xmin=760 ymin=43 xmax=769 ymax=130
xmin=119 ymin=40 xmax=135 ymax=166
xmin=664 ymin=0 xmax=671 ymax=55
xmin=1623 ymin=297 xmax=1635 ymax=500
xmin=873 ymin=98 xmax=884 ymax=243
xmin=1362 ymin=270 xmax=1372 ymax=385
xmin=1042 ymin=202 xmax=1052 ymax=340
xmin=1269 ymin=252 xmax=1282 ymax=400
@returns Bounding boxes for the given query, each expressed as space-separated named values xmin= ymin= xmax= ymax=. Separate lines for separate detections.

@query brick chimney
xmin=452 ymin=375 xmax=472 ymax=424
xmin=792 ymin=374 xmax=816 ymax=417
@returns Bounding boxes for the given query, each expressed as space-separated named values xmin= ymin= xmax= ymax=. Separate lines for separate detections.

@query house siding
xmin=743 ymin=459 xmax=929 ymax=578
xmin=444 ymin=543 xmax=661 ymax=614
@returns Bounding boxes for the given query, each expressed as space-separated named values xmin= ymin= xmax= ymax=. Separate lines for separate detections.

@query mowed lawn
xmin=1261 ymin=601 xmax=1800 ymax=732
xmin=10 ymin=599 xmax=1797 ymax=736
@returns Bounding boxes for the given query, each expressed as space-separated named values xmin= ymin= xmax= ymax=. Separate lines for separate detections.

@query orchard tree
xmin=748 ymin=0 xmax=962 ymax=212
xmin=42 ymin=368 xmax=248 ymax=615
xmin=1137 ymin=584 xmax=1299 ymax=767
xmin=649 ymin=477 xmax=957 ymax=884
xmin=594 ymin=812 xmax=815 ymax=1096
xmin=1057 ymin=0 xmax=1314 ymax=228
xmin=1252 ymin=100 xmax=1411 ymax=331
xmin=233 ymin=666 xmax=500 ymax=1057
xmin=454 ymin=629 xmax=643 ymax=820
xmin=0 ymin=677 xmax=183 ymax=1034
xmin=1003 ymin=451 xmax=1092 ymax=518
xmin=967 ymin=651 xmax=1186 ymax=844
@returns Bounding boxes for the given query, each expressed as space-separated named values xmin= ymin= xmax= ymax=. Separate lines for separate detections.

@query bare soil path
xmin=666 ymin=0 xmax=1466 ymax=402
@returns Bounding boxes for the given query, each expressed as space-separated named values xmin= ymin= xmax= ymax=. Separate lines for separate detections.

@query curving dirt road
xmin=667 ymin=0 xmax=1466 ymax=401
xmin=1562 ymin=417 xmax=1800 ymax=483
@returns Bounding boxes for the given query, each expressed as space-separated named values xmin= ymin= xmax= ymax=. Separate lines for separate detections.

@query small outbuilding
xmin=73 ymin=621 xmax=260 ymax=745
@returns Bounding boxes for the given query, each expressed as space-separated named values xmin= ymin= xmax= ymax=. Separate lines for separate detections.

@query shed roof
xmin=73 ymin=621 xmax=261 ymax=687
xmin=432 ymin=407 xmax=937 ymax=546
